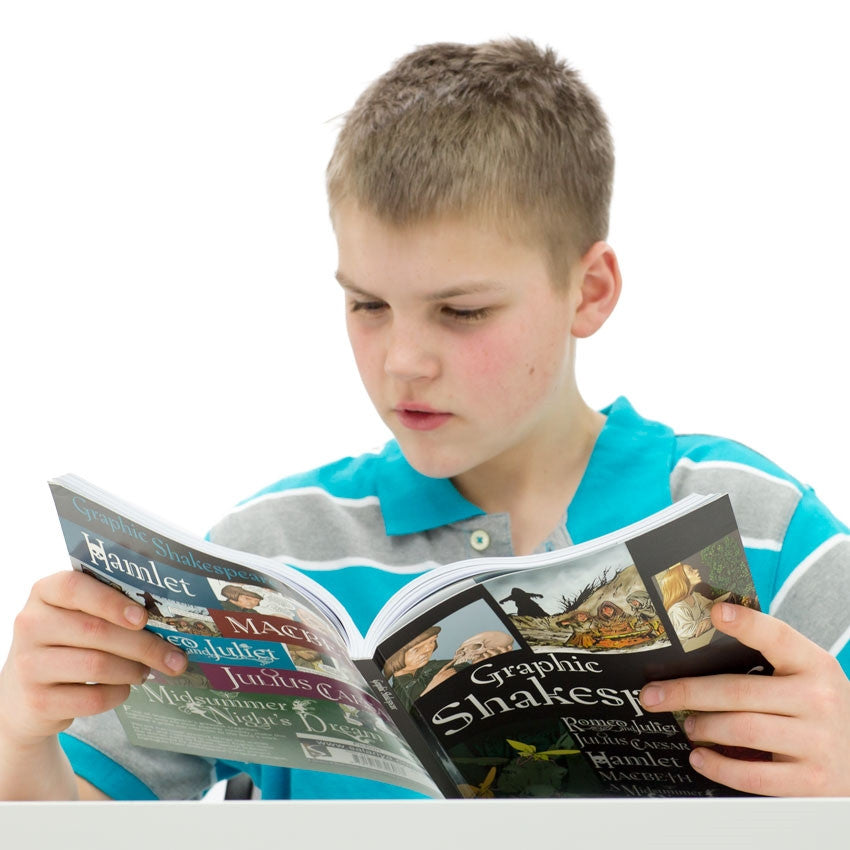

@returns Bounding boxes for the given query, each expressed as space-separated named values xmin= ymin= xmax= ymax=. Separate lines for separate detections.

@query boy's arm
xmin=0 ymin=730 xmax=111 ymax=800
xmin=0 ymin=571 xmax=187 ymax=800
xmin=639 ymin=603 xmax=850 ymax=796
xmin=77 ymin=776 xmax=112 ymax=800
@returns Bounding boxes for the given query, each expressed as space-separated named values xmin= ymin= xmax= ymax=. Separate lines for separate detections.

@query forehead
xmin=333 ymin=201 xmax=558 ymax=295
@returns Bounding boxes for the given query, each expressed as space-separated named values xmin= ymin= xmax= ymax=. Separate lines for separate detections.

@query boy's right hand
xmin=0 ymin=570 xmax=187 ymax=748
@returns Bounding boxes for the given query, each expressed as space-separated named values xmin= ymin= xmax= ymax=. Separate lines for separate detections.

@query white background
xmin=1 ymin=0 xmax=848 ymax=661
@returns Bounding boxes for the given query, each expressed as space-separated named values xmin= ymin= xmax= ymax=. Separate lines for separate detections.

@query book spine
xmin=353 ymin=658 xmax=463 ymax=798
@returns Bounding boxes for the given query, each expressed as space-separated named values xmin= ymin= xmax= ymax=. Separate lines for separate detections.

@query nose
xmin=384 ymin=320 xmax=439 ymax=381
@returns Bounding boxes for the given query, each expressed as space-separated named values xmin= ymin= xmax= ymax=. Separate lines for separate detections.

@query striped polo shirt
xmin=60 ymin=397 xmax=850 ymax=800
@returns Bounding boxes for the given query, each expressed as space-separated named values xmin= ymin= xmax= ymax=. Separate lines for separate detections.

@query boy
xmin=1 ymin=38 xmax=849 ymax=801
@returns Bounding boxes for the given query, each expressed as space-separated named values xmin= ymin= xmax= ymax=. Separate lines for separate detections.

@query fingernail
xmin=124 ymin=605 xmax=145 ymax=625
xmin=690 ymin=749 xmax=705 ymax=769
xmin=641 ymin=685 xmax=663 ymax=707
xmin=684 ymin=714 xmax=695 ymax=736
xmin=165 ymin=651 xmax=187 ymax=672
xmin=718 ymin=602 xmax=736 ymax=623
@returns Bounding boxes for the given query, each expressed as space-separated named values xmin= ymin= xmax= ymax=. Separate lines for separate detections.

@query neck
xmin=451 ymin=392 xmax=604 ymax=555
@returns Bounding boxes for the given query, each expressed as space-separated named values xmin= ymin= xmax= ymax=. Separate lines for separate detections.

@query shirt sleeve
xmin=59 ymin=712 xmax=220 ymax=800
xmin=769 ymin=486 xmax=850 ymax=671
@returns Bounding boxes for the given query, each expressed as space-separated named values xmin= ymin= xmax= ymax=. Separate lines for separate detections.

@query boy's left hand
xmin=640 ymin=602 xmax=850 ymax=796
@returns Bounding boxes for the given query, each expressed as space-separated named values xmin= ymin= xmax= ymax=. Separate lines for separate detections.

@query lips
xmin=393 ymin=403 xmax=453 ymax=431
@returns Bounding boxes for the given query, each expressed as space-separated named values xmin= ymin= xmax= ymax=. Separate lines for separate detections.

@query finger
xmin=28 ymin=647 xmax=151 ymax=687
xmin=640 ymin=669 xmax=800 ymax=716
xmin=688 ymin=745 xmax=832 ymax=797
xmin=683 ymin=710 xmax=803 ymax=759
xmin=23 ymin=604 xmax=186 ymax=677
xmin=709 ymin=603 xmax=821 ymax=676
xmin=39 ymin=683 xmax=136 ymax=728
xmin=34 ymin=571 xmax=148 ymax=631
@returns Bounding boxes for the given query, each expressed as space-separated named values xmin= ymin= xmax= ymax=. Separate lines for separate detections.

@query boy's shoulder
xmin=671 ymin=431 xmax=806 ymax=487
xmin=598 ymin=395 xmax=809 ymax=498
xmin=207 ymin=441 xmax=482 ymax=563
xmin=668 ymin=428 xmax=815 ymax=541
xmin=206 ymin=445 xmax=397 ymax=557
xmin=234 ymin=439 xmax=482 ymax=533
xmin=242 ymin=443 xmax=397 ymax=504
xmin=602 ymin=396 xmax=806 ymax=487
xmin=665 ymin=417 xmax=848 ymax=596
xmin=573 ymin=397 xmax=846 ymax=550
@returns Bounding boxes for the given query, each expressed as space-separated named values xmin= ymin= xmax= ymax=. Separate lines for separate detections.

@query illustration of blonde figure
xmin=658 ymin=562 xmax=714 ymax=641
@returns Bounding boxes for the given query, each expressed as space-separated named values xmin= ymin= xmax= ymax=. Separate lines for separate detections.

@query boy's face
xmin=334 ymin=202 xmax=583 ymax=487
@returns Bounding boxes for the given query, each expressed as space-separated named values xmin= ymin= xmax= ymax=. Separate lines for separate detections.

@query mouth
xmin=393 ymin=404 xmax=453 ymax=432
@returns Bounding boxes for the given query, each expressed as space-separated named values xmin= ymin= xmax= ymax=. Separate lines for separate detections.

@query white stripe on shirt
xmin=673 ymin=457 xmax=803 ymax=496
xmin=769 ymin=533 xmax=850 ymax=615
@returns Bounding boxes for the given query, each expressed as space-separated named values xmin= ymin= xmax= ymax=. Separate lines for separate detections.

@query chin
xmin=396 ymin=443 xmax=479 ymax=481
xmin=403 ymin=456 xmax=458 ymax=480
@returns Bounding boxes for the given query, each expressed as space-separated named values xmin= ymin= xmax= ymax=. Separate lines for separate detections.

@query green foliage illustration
xmin=701 ymin=534 xmax=756 ymax=601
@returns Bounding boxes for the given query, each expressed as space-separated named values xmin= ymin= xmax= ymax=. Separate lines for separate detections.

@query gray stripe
xmin=208 ymin=491 xmax=516 ymax=567
xmin=671 ymin=462 xmax=800 ymax=546
xmin=66 ymin=713 xmax=216 ymax=799
xmin=771 ymin=537 xmax=850 ymax=650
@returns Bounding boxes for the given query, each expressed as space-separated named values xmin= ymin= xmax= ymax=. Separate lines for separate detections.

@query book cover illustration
xmin=651 ymin=532 xmax=758 ymax=653
xmin=373 ymin=498 xmax=766 ymax=798
xmin=50 ymin=475 xmax=765 ymax=798
xmin=50 ymin=481 xmax=441 ymax=797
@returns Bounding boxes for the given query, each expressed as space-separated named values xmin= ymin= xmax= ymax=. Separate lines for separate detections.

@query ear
xmin=570 ymin=241 xmax=622 ymax=339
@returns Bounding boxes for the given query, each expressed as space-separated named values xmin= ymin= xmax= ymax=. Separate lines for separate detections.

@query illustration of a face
xmin=683 ymin=564 xmax=701 ymax=587
xmin=292 ymin=647 xmax=322 ymax=662
xmin=404 ymin=634 xmax=439 ymax=669
xmin=235 ymin=593 xmax=262 ymax=609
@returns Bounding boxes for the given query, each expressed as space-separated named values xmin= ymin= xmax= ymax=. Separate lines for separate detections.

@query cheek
xmin=452 ymin=323 xmax=566 ymax=402
xmin=347 ymin=325 xmax=382 ymax=385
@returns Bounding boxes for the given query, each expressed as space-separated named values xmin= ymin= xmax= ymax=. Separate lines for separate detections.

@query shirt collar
xmin=567 ymin=396 xmax=675 ymax=543
xmin=376 ymin=396 xmax=674 ymax=538
xmin=376 ymin=441 xmax=484 ymax=536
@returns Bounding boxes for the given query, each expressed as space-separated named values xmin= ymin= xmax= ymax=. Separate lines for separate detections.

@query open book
xmin=50 ymin=475 xmax=768 ymax=798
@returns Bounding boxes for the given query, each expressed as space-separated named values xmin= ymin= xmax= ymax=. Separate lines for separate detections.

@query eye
xmin=441 ymin=305 xmax=493 ymax=322
xmin=349 ymin=299 xmax=388 ymax=315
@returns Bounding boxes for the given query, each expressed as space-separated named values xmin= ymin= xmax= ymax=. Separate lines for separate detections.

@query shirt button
xmin=470 ymin=530 xmax=490 ymax=551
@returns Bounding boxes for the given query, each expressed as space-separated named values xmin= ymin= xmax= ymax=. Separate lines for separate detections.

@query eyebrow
xmin=335 ymin=271 xmax=507 ymax=301
xmin=334 ymin=273 xmax=373 ymax=298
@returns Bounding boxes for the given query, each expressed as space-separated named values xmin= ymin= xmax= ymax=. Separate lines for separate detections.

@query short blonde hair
xmin=327 ymin=38 xmax=614 ymax=284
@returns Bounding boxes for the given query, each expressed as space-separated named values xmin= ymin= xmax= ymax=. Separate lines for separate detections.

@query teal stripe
xmin=775 ymin=490 xmax=850 ymax=594
xmin=569 ymin=397 xmax=674 ymax=543
xmin=836 ymin=638 xmax=850 ymax=669
xmin=742 ymin=548 xmax=781 ymax=616
xmin=299 ymin=564 xmax=429 ymax=634
xmin=59 ymin=733 xmax=158 ymax=800
xmin=673 ymin=434 xmax=804 ymax=485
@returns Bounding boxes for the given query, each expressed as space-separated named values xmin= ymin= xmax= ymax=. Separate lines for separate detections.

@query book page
xmin=49 ymin=475 xmax=439 ymax=797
